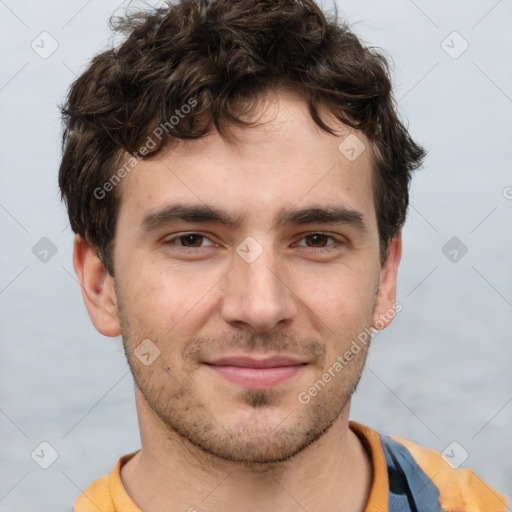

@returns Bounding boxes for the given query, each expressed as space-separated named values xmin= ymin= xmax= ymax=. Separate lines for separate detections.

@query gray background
xmin=0 ymin=0 xmax=511 ymax=510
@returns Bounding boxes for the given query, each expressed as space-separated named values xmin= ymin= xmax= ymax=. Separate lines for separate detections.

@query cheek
xmin=292 ymin=265 xmax=378 ymax=356
xmin=297 ymin=262 xmax=377 ymax=315
xmin=118 ymin=257 xmax=224 ymax=335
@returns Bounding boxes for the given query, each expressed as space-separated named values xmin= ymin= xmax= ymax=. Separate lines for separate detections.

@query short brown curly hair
xmin=58 ymin=0 xmax=425 ymax=276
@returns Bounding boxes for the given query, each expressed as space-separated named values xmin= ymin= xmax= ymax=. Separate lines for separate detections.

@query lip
xmin=204 ymin=354 xmax=308 ymax=368
xmin=202 ymin=354 xmax=308 ymax=389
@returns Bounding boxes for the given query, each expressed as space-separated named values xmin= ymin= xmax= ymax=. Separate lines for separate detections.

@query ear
xmin=73 ymin=234 xmax=122 ymax=337
xmin=372 ymin=232 xmax=402 ymax=330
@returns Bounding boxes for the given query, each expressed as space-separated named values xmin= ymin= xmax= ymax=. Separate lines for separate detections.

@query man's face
xmin=108 ymin=91 xmax=399 ymax=464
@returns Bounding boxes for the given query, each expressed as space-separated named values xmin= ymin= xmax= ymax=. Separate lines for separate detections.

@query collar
xmin=74 ymin=420 xmax=389 ymax=511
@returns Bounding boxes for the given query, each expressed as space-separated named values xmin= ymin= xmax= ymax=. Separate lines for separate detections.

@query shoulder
xmin=389 ymin=434 xmax=508 ymax=512
xmin=73 ymin=473 xmax=115 ymax=512
xmin=73 ymin=451 xmax=141 ymax=512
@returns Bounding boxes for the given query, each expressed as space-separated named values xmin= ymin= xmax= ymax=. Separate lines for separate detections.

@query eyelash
xmin=163 ymin=232 xmax=343 ymax=253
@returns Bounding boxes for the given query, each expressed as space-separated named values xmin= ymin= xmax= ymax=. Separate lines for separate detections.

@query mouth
xmin=202 ymin=354 xmax=308 ymax=390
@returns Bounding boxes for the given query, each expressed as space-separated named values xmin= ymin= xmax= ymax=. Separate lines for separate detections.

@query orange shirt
xmin=73 ymin=421 xmax=507 ymax=512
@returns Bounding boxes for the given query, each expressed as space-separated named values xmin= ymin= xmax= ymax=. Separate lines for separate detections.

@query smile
xmin=202 ymin=355 xmax=308 ymax=389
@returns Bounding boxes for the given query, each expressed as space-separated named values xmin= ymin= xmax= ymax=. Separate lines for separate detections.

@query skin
xmin=73 ymin=89 xmax=402 ymax=512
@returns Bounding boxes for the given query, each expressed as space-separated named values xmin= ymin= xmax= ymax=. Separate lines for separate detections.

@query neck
xmin=121 ymin=392 xmax=372 ymax=512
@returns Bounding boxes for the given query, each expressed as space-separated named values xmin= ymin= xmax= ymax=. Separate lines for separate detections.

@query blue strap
xmin=379 ymin=434 xmax=445 ymax=512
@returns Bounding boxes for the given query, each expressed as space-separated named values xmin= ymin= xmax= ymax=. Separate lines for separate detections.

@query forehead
xmin=115 ymin=90 xmax=377 ymax=231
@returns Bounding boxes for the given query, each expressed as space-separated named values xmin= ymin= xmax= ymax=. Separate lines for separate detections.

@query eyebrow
xmin=141 ymin=203 xmax=367 ymax=233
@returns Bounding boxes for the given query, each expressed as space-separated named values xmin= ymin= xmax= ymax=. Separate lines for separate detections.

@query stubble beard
xmin=123 ymin=333 xmax=368 ymax=467
xmin=115 ymin=281 xmax=370 ymax=466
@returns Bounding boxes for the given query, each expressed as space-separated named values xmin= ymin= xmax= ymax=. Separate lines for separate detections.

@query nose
xmin=220 ymin=239 xmax=297 ymax=333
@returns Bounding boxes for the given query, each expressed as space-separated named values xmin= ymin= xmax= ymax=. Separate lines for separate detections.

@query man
xmin=59 ymin=0 xmax=507 ymax=510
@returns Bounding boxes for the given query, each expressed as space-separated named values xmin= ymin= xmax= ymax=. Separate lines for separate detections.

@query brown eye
xmin=164 ymin=232 xmax=215 ymax=249
xmin=178 ymin=234 xmax=204 ymax=247
xmin=304 ymin=233 xmax=331 ymax=248
xmin=293 ymin=232 xmax=347 ymax=256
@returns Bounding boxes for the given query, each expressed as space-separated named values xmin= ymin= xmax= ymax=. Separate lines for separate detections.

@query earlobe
xmin=73 ymin=234 xmax=122 ymax=337
xmin=372 ymin=232 xmax=402 ymax=330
